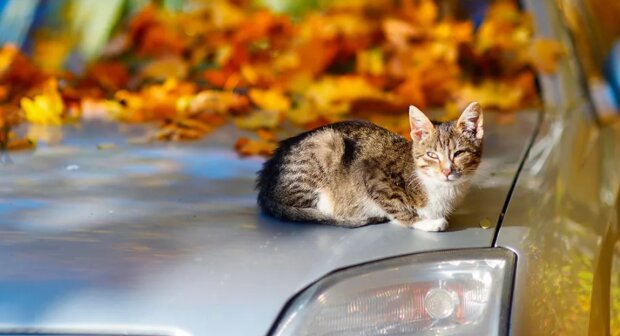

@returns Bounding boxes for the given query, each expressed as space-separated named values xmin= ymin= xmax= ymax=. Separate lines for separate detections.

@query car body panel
xmin=496 ymin=0 xmax=620 ymax=334
xmin=0 ymin=107 xmax=536 ymax=335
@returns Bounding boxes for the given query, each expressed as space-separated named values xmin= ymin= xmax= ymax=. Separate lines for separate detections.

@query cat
xmin=256 ymin=102 xmax=484 ymax=231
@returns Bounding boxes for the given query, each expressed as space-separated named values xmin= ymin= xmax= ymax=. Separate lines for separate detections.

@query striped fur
xmin=256 ymin=103 xmax=483 ymax=231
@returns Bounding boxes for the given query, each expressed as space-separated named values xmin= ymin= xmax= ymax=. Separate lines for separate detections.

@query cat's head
xmin=409 ymin=102 xmax=483 ymax=184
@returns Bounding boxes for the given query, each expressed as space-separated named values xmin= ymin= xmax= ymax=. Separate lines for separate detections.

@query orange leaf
xmin=249 ymin=88 xmax=291 ymax=112
xmin=234 ymin=136 xmax=276 ymax=156
xmin=86 ymin=61 xmax=130 ymax=92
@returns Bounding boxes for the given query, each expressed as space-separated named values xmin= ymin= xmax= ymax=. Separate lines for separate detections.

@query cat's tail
xmin=257 ymin=195 xmax=385 ymax=228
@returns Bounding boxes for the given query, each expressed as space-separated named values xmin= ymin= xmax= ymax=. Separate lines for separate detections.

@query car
xmin=1 ymin=0 xmax=619 ymax=335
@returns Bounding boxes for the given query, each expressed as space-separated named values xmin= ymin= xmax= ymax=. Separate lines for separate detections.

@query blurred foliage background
xmin=0 ymin=0 xmax=366 ymax=62
xmin=0 ymin=0 xmax=559 ymax=154
xmin=0 ymin=0 xmax=491 ymax=69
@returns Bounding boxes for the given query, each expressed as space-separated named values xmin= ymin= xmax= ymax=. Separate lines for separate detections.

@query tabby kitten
xmin=256 ymin=102 xmax=484 ymax=231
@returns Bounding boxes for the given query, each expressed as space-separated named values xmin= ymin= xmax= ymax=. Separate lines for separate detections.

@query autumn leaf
xmin=458 ymin=73 xmax=535 ymax=111
xmin=21 ymin=79 xmax=65 ymax=125
xmin=112 ymin=79 xmax=197 ymax=122
xmin=285 ymin=101 xmax=321 ymax=126
xmin=303 ymin=76 xmax=390 ymax=115
xmin=6 ymin=136 xmax=36 ymax=151
xmin=178 ymin=90 xmax=249 ymax=115
xmin=139 ymin=57 xmax=189 ymax=81
xmin=0 ymin=0 xmax=560 ymax=155
xmin=208 ymin=0 xmax=247 ymax=30
xmin=128 ymin=4 xmax=186 ymax=57
xmin=234 ymin=109 xmax=281 ymax=130
xmin=356 ymin=48 xmax=385 ymax=76
xmin=382 ymin=18 xmax=421 ymax=50
xmin=402 ymin=0 xmax=438 ymax=28
xmin=0 ymin=44 xmax=47 ymax=90
xmin=257 ymin=129 xmax=276 ymax=141
xmin=234 ymin=136 xmax=277 ymax=156
xmin=249 ymin=88 xmax=291 ymax=112
xmin=86 ymin=61 xmax=130 ymax=92
xmin=395 ymin=77 xmax=426 ymax=108
xmin=154 ymin=117 xmax=216 ymax=141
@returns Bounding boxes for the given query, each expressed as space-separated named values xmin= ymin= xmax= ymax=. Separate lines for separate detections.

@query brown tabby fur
xmin=257 ymin=103 xmax=483 ymax=231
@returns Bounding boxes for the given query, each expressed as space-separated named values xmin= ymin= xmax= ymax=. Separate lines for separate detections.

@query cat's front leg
xmin=369 ymin=194 xmax=449 ymax=232
xmin=392 ymin=214 xmax=448 ymax=232
xmin=411 ymin=218 xmax=448 ymax=232
xmin=364 ymin=172 xmax=425 ymax=229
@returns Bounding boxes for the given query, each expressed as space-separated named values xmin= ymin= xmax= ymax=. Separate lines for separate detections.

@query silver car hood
xmin=0 ymin=112 xmax=537 ymax=336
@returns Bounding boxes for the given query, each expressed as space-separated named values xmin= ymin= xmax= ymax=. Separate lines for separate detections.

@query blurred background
xmin=0 ymin=0 xmax=619 ymax=154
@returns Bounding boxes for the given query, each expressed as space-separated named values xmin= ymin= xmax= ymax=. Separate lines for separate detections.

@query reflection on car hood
xmin=0 ymin=112 xmax=537 ymax=335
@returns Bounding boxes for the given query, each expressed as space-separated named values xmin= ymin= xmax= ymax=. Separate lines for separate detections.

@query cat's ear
xmin=409 ymin=105 xmax=433 ymax=141
xmin=457 ymin=102 xmax=484 ymax=140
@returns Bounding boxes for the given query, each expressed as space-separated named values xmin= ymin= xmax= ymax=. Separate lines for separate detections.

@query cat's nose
xmin=441 ymin=168 xmax=451 ymax=177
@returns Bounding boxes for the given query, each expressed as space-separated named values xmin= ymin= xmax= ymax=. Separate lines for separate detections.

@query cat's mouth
xmin=428 ymin=173 xmax=462 ymax=183
xmin=418 ymin=170 xmax=465 ymax=184
xmin=433 ymin=174 xmax=465 ymax=184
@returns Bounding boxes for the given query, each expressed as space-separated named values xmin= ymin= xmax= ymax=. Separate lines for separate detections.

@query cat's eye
xmin=453 ymin=149 xmax=468 ymax=158
xmin=426 ymin=151 xmax=439 ymax=159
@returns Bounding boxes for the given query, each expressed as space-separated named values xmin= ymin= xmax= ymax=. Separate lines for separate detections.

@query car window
xmin=556 ymin=0 xmax=620 ymax=120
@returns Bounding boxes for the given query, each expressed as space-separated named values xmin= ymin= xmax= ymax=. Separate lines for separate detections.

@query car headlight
xmin=272 ymin=248 xmax=515 ymax=336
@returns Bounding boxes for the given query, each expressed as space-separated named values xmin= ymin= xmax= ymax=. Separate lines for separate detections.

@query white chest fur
xmin=417 ymin=177 xmax=467 ymax=220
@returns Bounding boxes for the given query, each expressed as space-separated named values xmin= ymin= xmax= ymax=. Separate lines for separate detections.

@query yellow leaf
xmin=234 ymin=109 xmax=281 ymax=129
xmin=21 ymin=79 xmax=64 ymax=125
xmin=249 ymin=88 xmax=291 ymax=112
xmin=139 ymin=57 xmax=189 ymax=81
xmin=285 ymin=101 xmax=320 ymax=125
xmin=209 ymin=0 xmax=247 ymax=30
xmin=304 ymin=76 xmax=388 ymax=115
xmin=181 ymin=90 xmax=250 ymax=115
xmin=458 ymin=80 xmax=524 ymax=111
xmin=356 ymin=49 xmax=385 ymax=76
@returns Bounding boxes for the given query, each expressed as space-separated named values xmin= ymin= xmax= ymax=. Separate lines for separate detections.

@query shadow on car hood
xmin=0 ymin=111 xmax=537 ymax=335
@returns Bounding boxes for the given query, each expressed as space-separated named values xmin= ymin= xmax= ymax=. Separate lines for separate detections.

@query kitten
xmin=256 ymin=102 xmax=484 ymax=231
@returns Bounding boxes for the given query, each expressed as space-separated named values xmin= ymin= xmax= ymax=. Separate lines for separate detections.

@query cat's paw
xmin=412 ymin=218 xmax=448 ymax=232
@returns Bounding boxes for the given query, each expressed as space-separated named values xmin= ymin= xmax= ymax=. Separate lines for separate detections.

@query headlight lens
xmin=272 ymin=249 xmax=515 ymax=336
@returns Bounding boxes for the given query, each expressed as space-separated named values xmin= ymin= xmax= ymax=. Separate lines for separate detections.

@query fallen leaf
xmin=234 ymin=109 xmax=281 ymax=129
xmin=234 ymin=136 xmax=277 ymax=156
xmin=6 ymin=137 xmax=36 ymax=151
xmin=139 ymin=57 xmax=189 ymax=81
xmin=257 ymin=128 xmax=276 ymax=141
xmin=382 ymin=18 xmax=421 ymax=50
xmin=21 ymin=79 xmax=65 ymax=125
xmin=86 ymin=61 xmax=130 ymax=92
xmin=304 ymin=76 xmax=389 ymax=115
xmin=249 ymin=88 xmax=291 ymax=112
